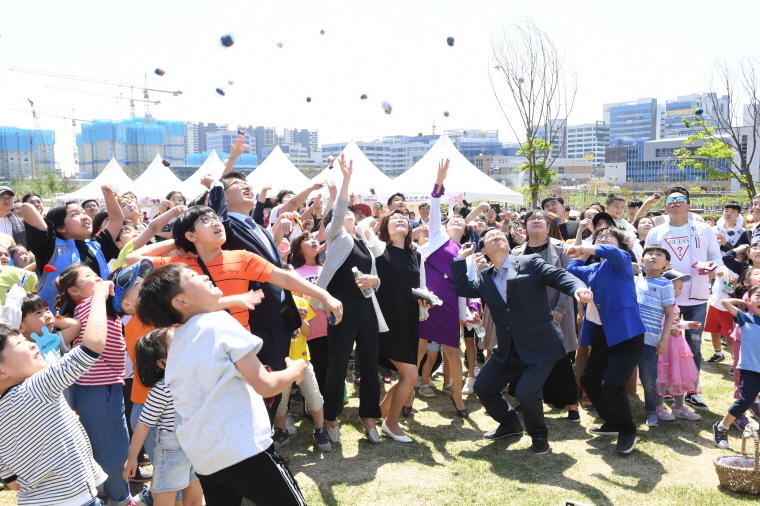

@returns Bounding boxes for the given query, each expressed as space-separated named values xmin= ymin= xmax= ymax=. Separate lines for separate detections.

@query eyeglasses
xmin=665 ymin=196 xmax=687 ymax=204
xmin=223 ymin=179 xmax=251 ymax=191
xmin=595 ymin=233 xmax=615 ymax=241
xmin=0 ymin=196 xmax=13 ymax=202
xmin=527 ymin=216 xmax=546 ymax=223
xmin=194 ymin=214 xmax=221 ymax=227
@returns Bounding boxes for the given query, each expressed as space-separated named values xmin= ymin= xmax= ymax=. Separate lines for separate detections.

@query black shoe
xmin=589 ymin=423 xmax=619 ymax=436
xmin=138 ymin=451 xmax=150 ymax=465
xmin=615 ymin=434 xmax=638 ymax=454
xmin=353 ymin=370 xmax=361 ymax=386
xmin=483 ymin=423 xmax=523 ymax=440
xmin=685 ymin=393 xmax=709 ymax=410
xmin=313 ymin=428 xmax=332 ymax=452
xmin=450 ymin=396 xmax=468 ymax=418
xmin=531 ymin=437 xmax=550 ymax=454
xmin=706 ymin=353 xmax=726 ymax=364
xmin=402 ymin=405 xmax=413 ymax=417
xmin=380 ymin=376 xmax=392 ymax=384
xmin=129 ymin=465 xmax=153 ymax=483
xmin=272 ymin=428 xmax=290 ymax=449
xmin=567 ymin=409 xmax=581 ymax=423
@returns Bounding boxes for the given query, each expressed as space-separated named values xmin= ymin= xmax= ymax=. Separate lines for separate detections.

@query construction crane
xmin=10 ymin=67 xmax=182 ymax=121
xmin=9 ymin=107 xmax=93 ymax=169
xmin=45 ymin=86 xmax=161 ymax=120
xmin=26 ymin=99 xmax=49 ymax=176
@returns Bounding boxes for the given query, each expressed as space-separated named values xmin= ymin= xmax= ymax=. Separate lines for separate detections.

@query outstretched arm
xmin=102 ymin=185 xmax=125 ymax=240
xmin=223 ymin=135 xmax=248 ymax=176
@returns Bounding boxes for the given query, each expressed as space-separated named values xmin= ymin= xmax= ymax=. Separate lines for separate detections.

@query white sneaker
xmin=285 ymin=413 xmax=297 ymax=435
xmin=326 ymin=425 xmax=340 ymax=443
xmin=462 ymin=377 xmax=476 ymax=395
xmin=414 ymin=379 xmax=422 ymax=390
xmin=473 ymin=366 xmax=481 ymax=378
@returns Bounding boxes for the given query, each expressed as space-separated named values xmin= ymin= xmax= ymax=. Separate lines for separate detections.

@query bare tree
xmin=677 ymin=56 xmax=760 ymax=200
xmin=490 ymin=20 xmax=577 ymax=208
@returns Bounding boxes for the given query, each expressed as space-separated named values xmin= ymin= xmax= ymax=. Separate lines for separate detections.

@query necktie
xmin=246 ymin=217 xmax=276 ymax=261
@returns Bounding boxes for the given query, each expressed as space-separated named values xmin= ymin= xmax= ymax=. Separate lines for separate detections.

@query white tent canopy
xmin=56 ymin=157 xmax=135 ymax=203
xmin=181 ymin=150 xmax=226 ymax=200
xmin=131 ymin=154 xmax=185 ymax=201
xmin=246 ymin=146 xmax=310 ymax=192
xmin=391 ymin=134 xmax=524 ymax=205
xmin=309 ymin=140 xmax=395 ymax=196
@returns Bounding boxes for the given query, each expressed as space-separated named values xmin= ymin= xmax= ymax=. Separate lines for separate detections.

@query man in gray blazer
xmin=451 ymin=227 xmax=591 ymax=454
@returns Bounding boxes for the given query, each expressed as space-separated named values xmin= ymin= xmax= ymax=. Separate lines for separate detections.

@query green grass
xmin=3 ymin=339 xmax=760 ymax=505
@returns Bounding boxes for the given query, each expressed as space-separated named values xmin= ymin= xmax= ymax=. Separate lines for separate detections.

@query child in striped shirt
xmin=55 ymin=264 xmax=133 ymax=506
xmin=123 ymin=327 xmax=201 ymax=506
xmin=0 ymin=279 xmax=113 ymax=506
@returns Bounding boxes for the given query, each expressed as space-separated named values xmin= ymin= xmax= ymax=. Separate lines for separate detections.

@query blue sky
xmin=1 ymin=0 xmax=758 ymax=172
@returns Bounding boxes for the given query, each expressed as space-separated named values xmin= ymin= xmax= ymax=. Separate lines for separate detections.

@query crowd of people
xmin=2 ymin=135 xmax=760 ymax=505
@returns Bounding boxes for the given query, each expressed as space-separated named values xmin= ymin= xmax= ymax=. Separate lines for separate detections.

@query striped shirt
xmin=138 ymin=379 xmax=175 ymax=432
xmin=71 ymin=297 xmax=125 ymax=385
xmin=635 ymin=276 xmax=675 ymax=347
xmin=0 ymin=345 xmax=107 ymax=506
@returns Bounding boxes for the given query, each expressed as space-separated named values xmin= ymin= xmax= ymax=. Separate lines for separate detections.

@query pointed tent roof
xmin=181 ymin=150 xmax=225 ymax=200
xmin=392 ymin=134 xmax=524 ymax=205
xmin=131 ymin=154 xmax=185 ymax=200
xmin=309 ymin=140 xmax=394 ymax=195
xmin=246 ymin=146 xmax=310 ymax=192
xmin=56 ymin=157 xmax=135 ymax=203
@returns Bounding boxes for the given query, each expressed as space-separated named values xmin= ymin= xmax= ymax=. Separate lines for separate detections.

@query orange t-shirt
xmin=125 ymin=316 xmax=154 ymax=404
xmin=151 ymin=250 xmax=274 ymax=330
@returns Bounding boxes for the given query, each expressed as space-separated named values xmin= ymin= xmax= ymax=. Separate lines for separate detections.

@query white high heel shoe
xmin=381 ymin=420 xmax=413 ymax=443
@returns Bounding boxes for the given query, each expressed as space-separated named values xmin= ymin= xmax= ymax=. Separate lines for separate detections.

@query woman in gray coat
xmin=512 ymin=209 xmax=580 ymax=422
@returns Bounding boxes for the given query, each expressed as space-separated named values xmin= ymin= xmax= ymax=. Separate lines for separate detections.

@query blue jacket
xmin=568 ymin=244 xmax=646 ymax=347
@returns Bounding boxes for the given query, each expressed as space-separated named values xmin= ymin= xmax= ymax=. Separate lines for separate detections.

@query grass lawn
xmin=3 ymin=339 xmax=760 ymax=505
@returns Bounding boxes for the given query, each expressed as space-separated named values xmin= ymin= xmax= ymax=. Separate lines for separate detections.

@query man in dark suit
xmin=207 ymin=171 xmax=305 ymax=421
xmin=451 ymin=227 xmax=592 ymax=454
xmin=0 ymin=186 xmax=26 ymax=247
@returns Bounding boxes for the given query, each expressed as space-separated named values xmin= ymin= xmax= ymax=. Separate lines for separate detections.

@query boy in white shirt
xmin=136 ymin=263 xmax=308 ymax=506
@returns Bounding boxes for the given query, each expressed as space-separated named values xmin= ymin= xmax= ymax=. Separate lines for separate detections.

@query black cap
xmin=592 ymin=211 xmax=615 ymax=229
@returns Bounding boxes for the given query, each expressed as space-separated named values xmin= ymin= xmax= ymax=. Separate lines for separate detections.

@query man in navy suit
xmin=451 ymin=227 xmax=592 ymax=454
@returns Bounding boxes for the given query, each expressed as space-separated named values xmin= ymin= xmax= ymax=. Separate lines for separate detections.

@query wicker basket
xmin=714 ymin=427 xmax=760 ymax=493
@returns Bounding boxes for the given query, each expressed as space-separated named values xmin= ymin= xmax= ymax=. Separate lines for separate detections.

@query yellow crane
xmin=45 ymin=86 xmax=161 ymax=121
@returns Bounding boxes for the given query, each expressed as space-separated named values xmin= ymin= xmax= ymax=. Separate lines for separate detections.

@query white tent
xmin=309 ymin=140 xmax=394 ymax=196
xmin=181 ymin=150 xmax=225 ymax=200
xmin=130 ymin=154 xmax=185 ymax=201
xmin=56 ymin=157 xmax=135 ymax=203
xmin=246 ymin=146 xmax=310 ymax=192
xmin=392 ymin=134 xmax=524 ymax=205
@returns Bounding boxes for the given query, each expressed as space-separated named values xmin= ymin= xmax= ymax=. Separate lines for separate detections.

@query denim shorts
xmin=152 ymin=430 xmax=197 ymax=493
xmin=426 ymin=341 xmax=443 ymax=352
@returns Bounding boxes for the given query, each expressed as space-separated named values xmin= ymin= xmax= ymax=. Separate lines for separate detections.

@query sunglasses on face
xmin=665 ymin=196 xmax=687 ymax=204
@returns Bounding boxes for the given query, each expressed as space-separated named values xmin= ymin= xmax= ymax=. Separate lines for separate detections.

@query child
xmin=273 ymin=295 xmax=331 ymax=453
xmin=714 ymin=286 xmax=760 ymax=449
xmin=136 ymin=263 xmax=308 ymax=505
xmin=715 ymin=201 xmax=748 ymax=253
xmin=123 ymin=328 xmax=202 ymax=506
xmin=657 ymin=269 xmax=702 ymax=421
xmin=20 ymin=184 xmax=125 ymax=310
xmin=20 ymin=294 xmax=81 ymax=365
xmin=605 ymin=193 xmax=637 ymax=236
xmin=8 ymin=245 xmax=33 ymax=270
xmin=635 ymin=245 xmax=676 ymax=427
xmin=705 ymin=272 xmax=737 ymax=364
xmin=55 ymin=264 xmax=132 ymax=506
xmin=0 ymin=279 xmax=113 ymax=506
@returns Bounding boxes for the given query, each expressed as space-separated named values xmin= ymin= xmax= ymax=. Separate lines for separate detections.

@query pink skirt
xmin=657 ymin=334 xmax=700 ymax=396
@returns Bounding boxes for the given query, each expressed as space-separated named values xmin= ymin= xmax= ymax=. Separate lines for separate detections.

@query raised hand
xmin=231 ymin=135 xmax=249 ymax=158
xmin=338 ymin=154 xmax=353 ymax=179
xmin=326 ymin=180 xmax=337 ymax=199
xmin=200 ymin=174 xmax=214 ymax=189
xmin=457 ymin=242 xmax=475 ymax=258
xmin=101 ymin=184 xmax=118 ymax=198
xmin=436 ymin=158 xmax=450 ymax=184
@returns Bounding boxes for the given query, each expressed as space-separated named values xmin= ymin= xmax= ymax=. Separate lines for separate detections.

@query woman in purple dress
xmin=408 ymin=159 xmax=470 ymax=417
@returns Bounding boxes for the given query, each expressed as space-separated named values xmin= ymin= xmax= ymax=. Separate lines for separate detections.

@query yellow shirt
xmin=289 ymin=296 xmax=315 ymax=361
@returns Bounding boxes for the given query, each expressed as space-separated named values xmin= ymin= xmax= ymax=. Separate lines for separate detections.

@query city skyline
xmin=2 ymin=0 xmax=759 ymax=174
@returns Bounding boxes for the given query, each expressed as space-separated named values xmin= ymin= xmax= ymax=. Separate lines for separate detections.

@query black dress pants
xmin=580 ymin=325 xmax=644 ymax=436
xmin=324 ymin=295 xmax=381 ymax=420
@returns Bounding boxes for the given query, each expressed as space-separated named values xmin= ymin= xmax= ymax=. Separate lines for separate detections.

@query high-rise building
xmin=206 ymin=130 xmax=255 ymax=156
xmin=77 ymin=118 xmax=186 ymax=178
xmin=565 ymin=121 xmax=609 ymax=169
xmin=322 ymin=136 xmax=435 ymax=177
xmin=185 ymin=122 xmax=199 ymax=155
xmin=249 ymin=126 xmax=278 ymax=163
xmin=660 ymin=93 xmax=730 ymax=139
xmin=604 ymin=98 xmax=658 ymax=145
xmin=281 ymin=128 xmax=319 ymax=153
xmin=534 ymin=119 xmax=568 ymax=158
xmin=0 ymin=127 xmax=56 ymax=179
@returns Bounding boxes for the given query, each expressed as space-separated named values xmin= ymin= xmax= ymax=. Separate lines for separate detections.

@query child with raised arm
xmin=714 ymin=288 xmax=760 ymax=449
xmin=136 ymin=263 xmax=308 ymax=506
xmin=0 ymin=280 xmax=114 ymax=506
